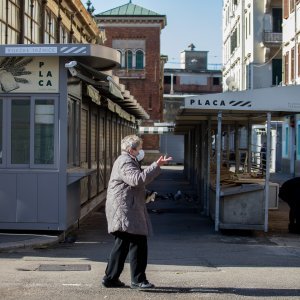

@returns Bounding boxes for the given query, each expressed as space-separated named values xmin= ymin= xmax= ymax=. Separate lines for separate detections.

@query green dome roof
xmin=96 ymin=1 xmax=163 ymax=16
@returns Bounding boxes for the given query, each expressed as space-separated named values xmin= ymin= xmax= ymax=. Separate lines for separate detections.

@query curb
xmin=0 ymin=234 xmax=63 ymax=251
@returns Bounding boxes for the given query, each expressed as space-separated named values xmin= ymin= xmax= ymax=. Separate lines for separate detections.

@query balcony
xmin=113 ymin=69 xmax=146 ymax=79
xmin=263 ymin=31 xmax=282 ymax=46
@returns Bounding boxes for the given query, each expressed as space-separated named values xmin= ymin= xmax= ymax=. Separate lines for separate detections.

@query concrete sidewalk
xmin=0 ymin=167 xmax=297 ymax=251
xmin=0 ymin=232 xmax=60 ymax=251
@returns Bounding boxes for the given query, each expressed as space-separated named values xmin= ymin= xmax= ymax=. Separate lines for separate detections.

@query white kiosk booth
xmin=175 ymin=85 xmax=300 ymax=231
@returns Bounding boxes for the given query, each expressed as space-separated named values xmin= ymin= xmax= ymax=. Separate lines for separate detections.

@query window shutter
xmin=285 ymin=52 xmax=289 ymax=84
xmin=291 ymin=47 xmax=295 ymax=81
xmin=298 ymin=44 xmax=300 ymax=77
xmin=284 ymin=0 xmax=289 ymax=19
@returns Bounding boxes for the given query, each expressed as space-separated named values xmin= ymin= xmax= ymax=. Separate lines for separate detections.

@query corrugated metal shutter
xmin=98 ymin=115 xmax=105 ymax=193
xmin=160 ymin=133 xmax=184 ymax=164
xmin=80 ymin=108 xmax=88 ymax=165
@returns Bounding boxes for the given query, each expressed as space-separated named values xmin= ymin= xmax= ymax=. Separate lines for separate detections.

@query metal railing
xmin=263 ymin=31 xmax=282 ymax=44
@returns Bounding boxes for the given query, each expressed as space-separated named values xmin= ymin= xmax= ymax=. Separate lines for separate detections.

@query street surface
xmin=0 ymin=167 xmax=300 ymax=300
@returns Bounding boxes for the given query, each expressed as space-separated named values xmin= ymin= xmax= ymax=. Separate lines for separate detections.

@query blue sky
xmin=91 ymin=0 xmax=223 ymax=68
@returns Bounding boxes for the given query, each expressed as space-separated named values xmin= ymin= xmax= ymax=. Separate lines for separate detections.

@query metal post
xmin=264 ymin=112 xmax=271 ymax=232
xmin=247 ymin=120 xmax=252 ymax=173
xmin=206 ymin=118 xmax=212 ymax=217
xmin=170 ymin=73 xmax=174 ymax=94
xmin=201 ymin=123 xmax=206 ymax=214
xmin=226 ymin=125 xmax=230 ymax=165
xmin=215 ymin=112 xmax=222 ymax=231
xmin=235 ymin=123 xmax=240 ymax=172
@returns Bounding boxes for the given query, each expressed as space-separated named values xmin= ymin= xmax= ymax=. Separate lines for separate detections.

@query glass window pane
xmin=136 ymin=50 xmax=144 ymax=69
xmin=0 ymin=100 xmax=2 ymax=164
xmin=34 ymin=100 xmax=55 ymax=164
xmin=298 ymin=123 xmax=300 ymax=156
xmin=285 ymin=126 xmax=289 ymax=156
xmin=125 ymin=50 xmax=133 ymax=69
xmin=11 ymin=100 xmax=30 ymax=164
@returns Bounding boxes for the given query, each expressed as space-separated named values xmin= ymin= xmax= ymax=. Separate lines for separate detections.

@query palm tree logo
xmin=0 ymin=57 xmax=32 ymax=92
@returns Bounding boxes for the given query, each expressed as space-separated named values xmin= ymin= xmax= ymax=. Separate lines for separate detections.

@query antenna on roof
xmin=188 ymin=43 xmax=196 ymax=51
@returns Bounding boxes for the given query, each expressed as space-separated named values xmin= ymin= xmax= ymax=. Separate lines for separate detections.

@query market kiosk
xmin=0 ymin=44 xmax=148 ymax=231
xmin=175 ymin=86 xmax=300 ymax=231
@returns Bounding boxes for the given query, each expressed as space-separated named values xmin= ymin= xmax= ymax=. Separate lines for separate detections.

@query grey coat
xmin=105 ymin=151 xmax=161 ymax=236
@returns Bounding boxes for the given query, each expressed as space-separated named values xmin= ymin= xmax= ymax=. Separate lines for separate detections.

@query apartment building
xmin=222 ymin=0 xmax=282 ymax=91
xmin=0 ymin=0 xmax=105 ymax=45
xmin=281 ymin=0 xmax=300 ymax=174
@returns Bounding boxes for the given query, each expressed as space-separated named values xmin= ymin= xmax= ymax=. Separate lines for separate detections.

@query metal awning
xmin=175 ymin=85 xmax=300 ymax=233
xmin=65 ymin=60 xmax=149 ymax=120
xmin=65 ymin=60 xmax=124 ymax=100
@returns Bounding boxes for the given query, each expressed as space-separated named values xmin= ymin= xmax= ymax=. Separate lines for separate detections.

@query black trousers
xmin=104 ymin=231 xmax=148 ymax=283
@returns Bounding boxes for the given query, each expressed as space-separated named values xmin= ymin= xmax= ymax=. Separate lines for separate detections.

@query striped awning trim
xmin=138 ymin=126 xmax=172 ymax=134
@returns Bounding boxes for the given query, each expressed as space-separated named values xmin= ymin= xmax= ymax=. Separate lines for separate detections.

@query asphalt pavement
xmin=0 ymin=167 xmax=300 ymax=299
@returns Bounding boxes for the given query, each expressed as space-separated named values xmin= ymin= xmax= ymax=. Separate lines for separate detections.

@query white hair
xmin=121 ymin=135 xmax=142 ymax=151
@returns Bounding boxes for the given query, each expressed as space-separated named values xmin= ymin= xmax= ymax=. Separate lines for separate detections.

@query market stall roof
xmin=65 ymin=60 xmax=149 ymax=120
xmin=175 ymin=85 xmax=300 ymax=131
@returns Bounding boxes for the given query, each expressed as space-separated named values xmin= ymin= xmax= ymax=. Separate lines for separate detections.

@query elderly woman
xmin=102 ymin=135 xmax=172 ymax=289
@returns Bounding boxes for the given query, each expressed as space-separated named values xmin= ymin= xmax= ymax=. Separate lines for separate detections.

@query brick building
xmin=95 ymin=1 xmax=167 ymax=154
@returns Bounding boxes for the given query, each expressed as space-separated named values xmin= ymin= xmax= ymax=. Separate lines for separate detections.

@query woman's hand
xmin=156 ymin=155 xmax=173 ymax=166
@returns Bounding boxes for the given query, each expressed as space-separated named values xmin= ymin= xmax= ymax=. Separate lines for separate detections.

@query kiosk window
xmin=34 ymin=100 xmax=54 ymax=164
xmin=298 ymin=122 xmax=300 ymax=157
xmin=0 ymin=100 xmax=2 ymax=164
xmin=11 ymin=100 xmax=30 ymax=164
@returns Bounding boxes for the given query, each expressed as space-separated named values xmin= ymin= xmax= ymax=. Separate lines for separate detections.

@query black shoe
xmin=131 ymin=280 xmax=155 ymax=289
xmin=102 ymin=278 xmax=125 ymax=288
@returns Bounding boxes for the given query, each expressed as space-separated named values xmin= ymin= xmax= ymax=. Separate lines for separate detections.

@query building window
xmin=125 ymin=50 xmax=133 ymax=69
xmin=164 ymin=75 xmax=176 ymax=84
xmin=0 ymin=100 xmax=2 ymax=164
xmin=213 ymin=77 xmax=221 ymax=85
xmin=0 ymin=0 xmax=21 ymax=44
xmin=34 ymin=99 xmax=55 ymax=164
xmin=291 ymin=47 xmax=295 ymax=81
xmin=297 ymin=121 xmax=300 ymax=158
xmin=272 ymin=59 xmax=282 ymax=85
xmin=248 ymin=13 xmax=251 ymax=36
xmin=298 ymin=44 xmax=300 ymax=77
xmin=245 ymin=16 xmax=248 ymax=39
xmin=2 ymin=97 xmax=58 ymax=168
xmin=284 ymin=52 xmax=289 ymax=84
xmin=285 ymin=125 xmax=289 ymax=157
xmin=290 ymin=0 xmax=295 ymax=13
xmin=24 ymin=0 xmax=41 ymax=44
xmin=60 ymin=25 xmax=69 ymax=44
xmin=11 ymin=99 xmax=30 ymax=165
xmin=136 ymin=50 xmax=144 ymax=69
xmin=44 ymin=9 xmax=57 ymax=44
xmin=230 ymin=28 xmax=237 ymax=53
xmin=273 ymin=8 xmax=283 ymax=33
xmin=117 ymin=50 xmax=122 ymax=66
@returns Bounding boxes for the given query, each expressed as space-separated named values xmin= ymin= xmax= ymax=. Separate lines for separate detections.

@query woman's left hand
xmin=156 ymin=155 xmax=173 ymax=166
